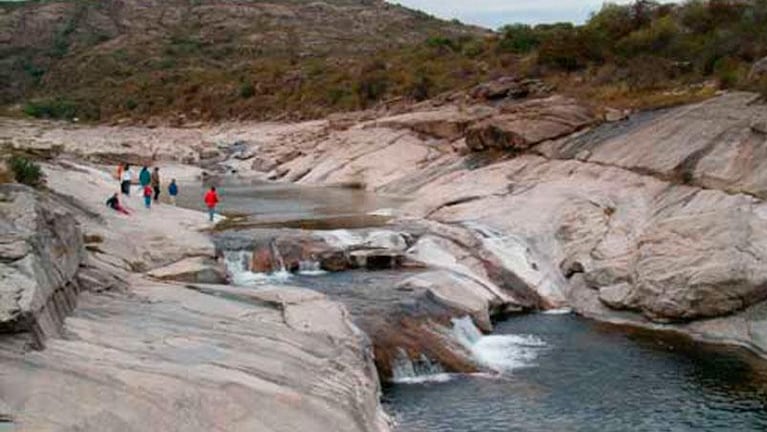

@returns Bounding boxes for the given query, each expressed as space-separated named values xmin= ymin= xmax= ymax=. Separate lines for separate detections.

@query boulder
xmin=399 ymin=271 xmax=495 ymax=332
xmin=0 ymin=185 xmax=84 ymax=345
xmin=469 ymin=77 xmax=551 ymax=101
xmin=598 ymin=283 xmax=632 ymax=310
xmin=250 ymin=248 xmax=275 ymax=273
xmin=370 ymin=106 xmax=495 ymax=141
xmin=465 ymin=96 xmax=597 ymax=152
xmin=619 ymin=208 xmax=767 ymax=322
xmin=147 ymin=257 xmax=227 ymax=284
xmin=251 ymin=156 xmax=278 ymax=172
xmin=604 ymin=107 xmax=630 ymax=122
xmin=749 ymin=56 xmax=767 ymax=80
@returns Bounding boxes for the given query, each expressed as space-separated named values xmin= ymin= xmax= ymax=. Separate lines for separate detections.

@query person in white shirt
xmin=121 ymin=164 xmax=133 ymax=196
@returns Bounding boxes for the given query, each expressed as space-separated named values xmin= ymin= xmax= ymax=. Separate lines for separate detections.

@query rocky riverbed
xmin=0 ymin=164 xmax=389 ymax=431
xmin=2 ymin=87 xmax=767 ymax=430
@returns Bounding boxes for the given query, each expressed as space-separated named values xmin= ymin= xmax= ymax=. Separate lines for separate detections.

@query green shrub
xmin=713 ymin=57 xmax=745 ymax=88
xmin=23 ymin=98 xmax=78 ymax=120
xmin=498 ymin=24 xmax=540 ymax=53
xmin=239 ymin=82 xmax=255 ymax=98
xmin=426 ymin=36 xmax=456 ymax=51
xmin=8 ymin=155 xmax=44 ymax=187
xmin=407 ymin=74 xmax=434 ymax=101
xmin=355 ymin=60 xmax=389 ymax=107
xmin=22 ymin=61 xmax=46 ymax=84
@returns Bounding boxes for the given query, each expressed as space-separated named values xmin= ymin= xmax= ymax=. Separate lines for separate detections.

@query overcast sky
xmin=390 ymin=1 xmax=675 ymax=29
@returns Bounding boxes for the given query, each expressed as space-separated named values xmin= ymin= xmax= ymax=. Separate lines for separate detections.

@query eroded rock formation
xmin=0 ymin=184 xmax=84 ymax=346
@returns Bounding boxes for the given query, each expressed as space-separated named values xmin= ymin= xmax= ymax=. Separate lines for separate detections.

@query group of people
xmin=107 ymin=163 xmax=220 ymax=221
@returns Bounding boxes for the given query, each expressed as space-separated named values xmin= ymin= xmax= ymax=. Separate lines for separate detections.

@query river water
xmin=184 ymin=178 xmax=767 ymax=432
xmin=386 ymin=313 xmax=767 ymax=432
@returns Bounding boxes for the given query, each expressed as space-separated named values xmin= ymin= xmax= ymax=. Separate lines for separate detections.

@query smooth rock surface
xmin=0 ymin=184 xmax=84 ymax=343
xmin=0 ymin=278 xmax=389 ymax=432
xmin=147 ymin=256 xmax=227 ymax=284
xmin=0 ymin=159 xmax=391 ymax=432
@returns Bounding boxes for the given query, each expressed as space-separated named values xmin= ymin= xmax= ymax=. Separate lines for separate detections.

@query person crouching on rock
xmin=151 ymin=167 xmax=161 ymax=202
xmin=168 ymin=178 xmax=179 ymax=206
xmin=204 ymin=186 xmax=219 ymax=222
xmin=106 ymin=193 xmax=130 ymax=215
xmin=143 ymin=184 xmax=153 ymax=209
xmin=121 ymin=164 xmax=133 ymax=196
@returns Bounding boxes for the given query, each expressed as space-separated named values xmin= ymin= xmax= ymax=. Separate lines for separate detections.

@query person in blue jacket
xmin=168 ymin=179 xmax=179 ymax=206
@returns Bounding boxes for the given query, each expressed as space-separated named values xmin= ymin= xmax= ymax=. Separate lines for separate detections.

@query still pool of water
xmin=385 ymin=313 xmax=767 ymax=432
xmin=177 ymin=177 xmax=406 ymax=228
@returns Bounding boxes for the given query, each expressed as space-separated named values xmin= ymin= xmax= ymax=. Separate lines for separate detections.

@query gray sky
xmin=390 ymin=1 xmax=673 ymax=29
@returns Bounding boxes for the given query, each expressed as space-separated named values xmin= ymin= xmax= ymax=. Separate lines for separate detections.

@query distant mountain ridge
xmin=0 ymin=0 xmax=485 ymax=121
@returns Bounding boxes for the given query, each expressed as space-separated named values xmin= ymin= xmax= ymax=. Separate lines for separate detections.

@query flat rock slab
xmin=0 ymin=279 xmax=388 ymax=432
xmin=147 ymin=256 xmax=226 ymax=284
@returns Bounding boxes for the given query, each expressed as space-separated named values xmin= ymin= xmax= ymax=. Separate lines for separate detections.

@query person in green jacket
xmin=138 ymin=166 xmax=151 ymax=195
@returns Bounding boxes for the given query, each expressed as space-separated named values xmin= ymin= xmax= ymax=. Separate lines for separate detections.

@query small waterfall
xmin=268 ymin=241 xmax=292 ymax=281
xmin=452 ymin=316 xmax=546 ymax=373
xmin=298 ymin=260 xmax=326 ymax=276
xmin=452 ymin=316 xmax=483 ymax=347
xmin=222 ymin=250 xmax=290 ymax=286
xmin=391 ymin=348 xmax=451 ymax=384
xmin=269 ymin=240 xmax=287 ymax=273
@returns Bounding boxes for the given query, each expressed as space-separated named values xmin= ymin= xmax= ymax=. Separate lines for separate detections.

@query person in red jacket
xmin=204 ymin=186 xmax=219 ymax=222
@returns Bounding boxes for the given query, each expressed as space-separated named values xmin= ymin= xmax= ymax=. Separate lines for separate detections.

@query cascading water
xmin=298 ymin=260 xmax=326 ymax=276
xmin=391 ymin=348 xmax=450 ymax=384
xmin=222 ymin=250 xmax=291 ymax=286
xmin=451 ymin=316 xmax=546 ymax=373
xmin=268 ymin=240 xmax=291 ymax=279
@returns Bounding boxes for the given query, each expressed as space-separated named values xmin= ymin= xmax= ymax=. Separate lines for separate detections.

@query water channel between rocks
xmin=180 ymin=178 xmax=767 ymax=432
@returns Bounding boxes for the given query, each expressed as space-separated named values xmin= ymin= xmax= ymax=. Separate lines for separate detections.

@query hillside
xmin=3 ymin=0 xmax=767 ymax=123
xmin=0 ymin=0 xmax=484 ymax=121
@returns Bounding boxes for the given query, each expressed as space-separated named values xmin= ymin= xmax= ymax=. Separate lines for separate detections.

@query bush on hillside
xmin=8 ymin=155 xmax=44 ymax=187
xmin=713 ymin=57 xmax=747 ymax=88
xmin=239 ymin=82 xmax=255 ymax=98
xmin=355 ymin=60 xmax=389 ymax=107
xmin=498 ymin=24 xmax=540 ymax=54
xmin=23 ymin=98 xmax=78 ymax=120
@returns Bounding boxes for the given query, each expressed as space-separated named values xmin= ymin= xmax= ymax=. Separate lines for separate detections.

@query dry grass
xmin=550 ymin=73 xmax=720 ymax=112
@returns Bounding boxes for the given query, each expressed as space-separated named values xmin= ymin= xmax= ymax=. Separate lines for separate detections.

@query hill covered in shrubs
xmin=2 ymin=0 xmax=767 ymax=123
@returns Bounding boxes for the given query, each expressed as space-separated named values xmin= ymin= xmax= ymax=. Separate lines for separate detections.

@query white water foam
xmin=298 ymin=260 xmax=327 ymax=276
xmin=222 ymin=250 xmax=291 ymax=286
xmin=543 ymin=307 xmax=573 ymax=315
xmin=391 ymin=349 xmax=450 ymax=384
xmin=452 ymin=316 xmax=546 ymax=373
xmin=393 ymin=374 xmax=455 ymax=384
xmin=368 ymin=208 xmax=396 ymax=217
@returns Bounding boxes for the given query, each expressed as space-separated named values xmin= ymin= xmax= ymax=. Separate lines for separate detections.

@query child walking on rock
xmin=143 ymin=184 xmax=153 ymax=209
xmin=204 ymin=186 xmax=219 ymax=222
